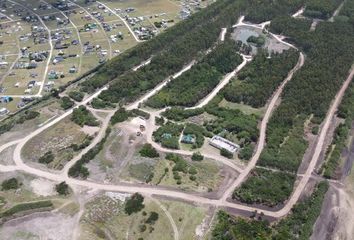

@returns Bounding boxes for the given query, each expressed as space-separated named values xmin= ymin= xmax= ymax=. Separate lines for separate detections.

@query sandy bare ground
xmin=0 ymin=212 xmax=77 ymax=240
xmin=30 ymin=178 xmax=56 ymax=197
xmin=311 ymin=185 xmax=354 ymax=240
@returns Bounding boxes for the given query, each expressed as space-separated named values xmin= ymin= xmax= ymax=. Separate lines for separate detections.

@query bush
xmin=220 ymin=148 xmax=233 ymax=159
xmin=146 ymin=211 xmax=159 ymax=224
xmin=132 ymin=109 xmax=150 ymax=119
xmin=91 ymin=97 xmax=115 ymax=109
xmin=0 ymin=200 xmax=53 ymax=218
xmin=71 ymin=106 xmax=99 ymax=127
xmin=155 ymin=116 xmax=165 ymax=126
xmin=1 ymin=178 xmax=19 ymax=190
xmin=38 ymin=151 xmax=54 ymax=164
xmin=139 ymin=144 xmax=159 ymax=158
xmin=192 ymin=152 xmax=204 ymax=161
xmin=56 ymin=182 xmax=70 ymax=195
xmin=239 ymin=144 xmax=254 ymax=161
xmin=68 ymin=91 xmax=84 ymax=102
xmin=60 ymin=96 xmax=74 ymax=110
xmin=233 ymin=168 xmax=296 ymax=207
xmin=69 ymin=128 xmax=111 ymax=178
xmin=124 ymin=193 xmax=145 ymax=215
xmin=110 ymin=108 xmax=132 ymax=125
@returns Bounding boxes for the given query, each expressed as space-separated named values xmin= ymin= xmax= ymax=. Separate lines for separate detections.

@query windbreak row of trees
xmin=223 ymin=49 xmax=299 ymax=108
xmin=81 ymin=0 xmax=312 ymax=105
xmin=81 ymin=0 xmax=247 ymax=94
xmin=146 ymin=39 xmax=243 ymax=108
xmin=97 ymin=0 xmax=251 ymax=104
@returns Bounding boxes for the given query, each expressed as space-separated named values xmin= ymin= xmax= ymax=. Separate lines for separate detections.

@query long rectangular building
xmin=209 ymin=136 xmax=240 ymax=153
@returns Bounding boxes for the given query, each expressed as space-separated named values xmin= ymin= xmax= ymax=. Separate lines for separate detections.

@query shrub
xmin=60 ymin=96 xmax=74 ymax=110
xmin=56 ymin=182 xmax=70 ymax=195
xmin=0 ymin=200 xmax=53 ymax=218
xmin=111 ymin=108 xmax=132 ymax=125
xmin=220 ymin=148 xmax=233 ymax=159
xmin=139 ymin=144 xmax=159 ymax=158
xmin=38 ymin=151 xmax=54 ymax=164
xmin=68 ymin=91 xmax=84 ymax=102
xmin=146 ymin=211 xmax=159 ymax=224
xmin=1 ymin=178 xmax=19 ymax=190
xmin=132 ymin=109 xmax=150 ymax=119
xmin=239 ymin=144 xmax=254 ymax=161
xmin=155 ymin=116 xmax=165 ymax=126
xmin=71 ymin=106 xmax=99 ymax=127
xmin=124 ymin=193 xmax=145 ymax=215
xmin=192 ymin=152 xmax=204 ymax=161
xmin=91 ymin=97 xmax=115 ymax=109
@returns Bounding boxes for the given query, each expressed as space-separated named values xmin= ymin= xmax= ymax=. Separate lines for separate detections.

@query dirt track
xmin=0 ymin=17 xmax=353 ymax=221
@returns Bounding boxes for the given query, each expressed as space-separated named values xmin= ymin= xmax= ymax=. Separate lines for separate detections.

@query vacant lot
xmin=80 ymin=194 xmax=175 ymax=240
xmin=22 ymin=116 xmax=92 ymax=170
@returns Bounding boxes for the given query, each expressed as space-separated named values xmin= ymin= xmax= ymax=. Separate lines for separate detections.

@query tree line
xmin=146 ymin=39 xmax=242 ymax=108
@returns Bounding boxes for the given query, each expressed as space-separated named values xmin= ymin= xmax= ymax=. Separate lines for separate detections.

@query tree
xmin=192 ymin=152 xmax=204 ymax=161
xmin=2 ymin=178 xmax=19 ymax=190
xmin=146 ymin=211 xmax=159 ymax=224
xmin=56 ymin=182 xmax=70 ymax=195
xmin=220 ymin=148 xmax=233 ymax=159
xmin=60 ymin=96 xmax=74 ymax=110
xmin=124 ymin=193 xmax=145 ymax=215
xmin=139 ymin=144 xmax=160 ymax=158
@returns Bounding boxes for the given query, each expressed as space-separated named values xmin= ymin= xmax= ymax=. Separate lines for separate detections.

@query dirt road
xmin=67 ymin=0 xmax=112 ymax=59
xmin=8 ymin=0 xmax=54 ymax=97
xmin=96 ymin=1 xmax=142 ymax=43
xmin=276 ymin=67 xmax=354 ymax=217
xmin=186 ymin=54 xmax=252 ymax=110
xmin=221 ymin=51 xmax=305 ymax=202
xmin=126 ymin=61 xmax=195 ymax=110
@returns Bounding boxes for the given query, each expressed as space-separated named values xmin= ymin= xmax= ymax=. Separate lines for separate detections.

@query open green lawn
xmin=219 ymin=98 xmax=264 ymax=116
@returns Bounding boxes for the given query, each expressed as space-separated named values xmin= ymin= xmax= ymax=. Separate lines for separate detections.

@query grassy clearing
xmin=22 ymin=116 xmax=88 ymax=169
xmin=151 ymin=157 xmax=221 ymax=192
xmin=80 ymin=195 xmax=175 ymax=240
xmin=160 ymin=199 xmax=207 ymax=240
xmin=218 ymin=98 xmax=264 ymax=116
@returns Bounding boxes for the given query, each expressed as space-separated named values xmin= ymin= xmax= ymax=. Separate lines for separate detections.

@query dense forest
xmin=304 ymin=0 xmax=343 ymax=19
xmin=79 ymin=0 xmax=316 ymax=107
xmin=234 ymin=2 xmax=354 ymax=205
xmin=146 ymin=39 xmax=242 ymax=108
xmin=84 ymin=0 xmax=249 ymax=103
xmin=223 ymin=49 xmax=299 ymax=108
xmin=213 ymin=181 xmax=328 ymax=240
xmin=233 ymin=168 xmax=296 ymax=206
xmin=244 ymin=0 xmax=305 ymax=23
